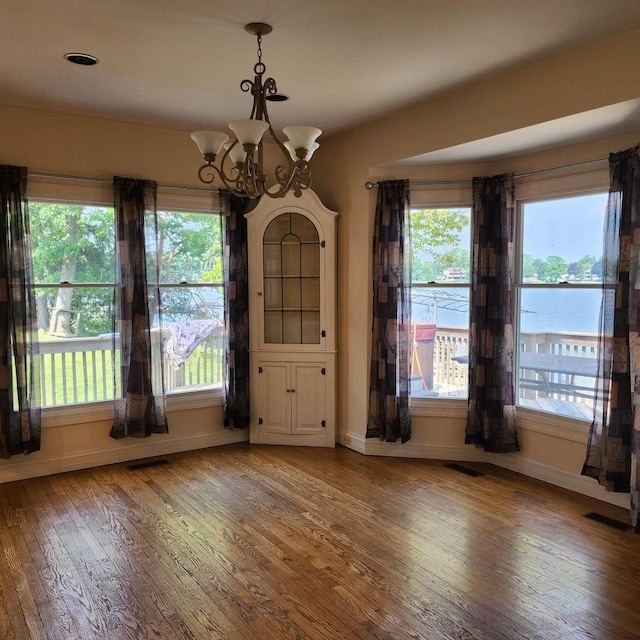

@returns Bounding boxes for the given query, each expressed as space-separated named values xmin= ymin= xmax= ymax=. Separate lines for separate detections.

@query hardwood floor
xmin=0 ymin=443 xmax=639 ymax=639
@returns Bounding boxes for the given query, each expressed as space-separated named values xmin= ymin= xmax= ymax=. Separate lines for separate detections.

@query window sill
xmin=516 ymin=406 xmax=590 ymax=443
xmin=41 ymin=387 xmax=223 ymax=428
xmin=410 ymin=397 xmax=590 ymax=443
xmin=411 ymin=397 xmax=467 ymax=418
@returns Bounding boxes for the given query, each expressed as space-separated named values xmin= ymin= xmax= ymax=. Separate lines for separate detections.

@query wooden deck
xmin=0 ymin=443 xmax=638 ymax=639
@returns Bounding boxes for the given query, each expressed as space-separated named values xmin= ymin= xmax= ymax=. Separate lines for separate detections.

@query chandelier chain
xmin=254 ymin=34 xmax=266 ymax=76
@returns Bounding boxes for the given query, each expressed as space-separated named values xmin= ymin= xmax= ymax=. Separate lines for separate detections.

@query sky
xmin=521 ymin=192 xmax=607 ymax=263
xmin=413 ymin=191 xmax=608 ymax=264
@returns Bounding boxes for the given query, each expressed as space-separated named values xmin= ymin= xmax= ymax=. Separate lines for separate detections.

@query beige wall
xmin=0 ymin=106 xmax=252 ymax=482
xmin=311 ymin=27 xmax=640 ymax=508
xmin=1 ymin=28 xmax=639 ymax=507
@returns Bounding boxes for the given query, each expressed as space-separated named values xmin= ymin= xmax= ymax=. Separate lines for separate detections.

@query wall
xmin=311 ymin=27 xmax=640 ymax=509
xmin=0 ymin=105 xmax=251 ymax=482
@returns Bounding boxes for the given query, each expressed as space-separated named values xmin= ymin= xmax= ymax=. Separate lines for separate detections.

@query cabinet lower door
xmin=292 ymin=364 xmax=326 ymax=435
xmin=256 ymin=362 xmax=290 ymax=434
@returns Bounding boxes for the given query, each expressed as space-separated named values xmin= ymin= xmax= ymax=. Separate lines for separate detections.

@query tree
xmin=411 ymin=209 xmax=468 ymax=281
xmin=30 ymin=203 xmax=115 ymax=336
xmin=577 ymin=255 xmax=596 ymax=281
xmin=30 ymin=204 xmax=223 ymax=337
xmin=522 ymin=253 xmax=537 ymax=279
xmin=544 ymin=255 xmax=568 ymax=283
xmin=532 ymin=258 xmax=547 ymax=282
xmin=411 ymin=209 xmax=468 ymax=261
xmin=591 ymin=258 xmax=603 ymax=278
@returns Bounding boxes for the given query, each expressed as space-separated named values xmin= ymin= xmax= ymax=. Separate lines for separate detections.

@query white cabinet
xmin=246 ymin=189 xmax=338 ymax=447
xmin=255 ymin=361 xmax=327 ymax=436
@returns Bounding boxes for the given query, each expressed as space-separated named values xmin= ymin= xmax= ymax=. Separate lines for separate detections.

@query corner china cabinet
xmin=246 ymin=189 xmax=338 ymax=447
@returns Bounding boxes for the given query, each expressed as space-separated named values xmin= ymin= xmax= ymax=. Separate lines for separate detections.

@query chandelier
xmin=191 ymin=23 xmax=321 ymax=199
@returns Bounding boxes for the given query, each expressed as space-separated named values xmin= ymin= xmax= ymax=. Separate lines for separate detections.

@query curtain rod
xmin=364 ymin=157 xmax=608 ymax=190
xmin=27 ymin=170 xmax=217 ymax=194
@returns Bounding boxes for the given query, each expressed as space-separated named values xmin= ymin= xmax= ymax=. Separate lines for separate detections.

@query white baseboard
xmin=338 ymin=430 xmax=630 ymax=510
xmin=0 ymin=429 xmax=249 ymax=484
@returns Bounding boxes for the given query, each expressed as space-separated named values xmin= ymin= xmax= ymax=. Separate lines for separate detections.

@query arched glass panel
xmin=263 ymin=213 xmax=320 ymax=344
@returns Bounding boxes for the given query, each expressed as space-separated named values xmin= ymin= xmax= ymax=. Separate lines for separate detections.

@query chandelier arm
xmin=261 ymin=160 xmax=311 ymax=199
xmin=197 ymin=163 xmax=223 ymax=185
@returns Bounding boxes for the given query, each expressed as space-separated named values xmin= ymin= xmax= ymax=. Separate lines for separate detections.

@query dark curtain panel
xmin=222 ymin=192 xmax=252 ymax=428
xmin=465 ymin=174 xmax=519 ymax=453
xmin=110 ymin=176 xmax=168 ymax=439
xmin=0 ymin=165 xmax=41 ymax=457
xmin=367 ymin=179 xmax=412 ymax=443
xmin=583 ymin=146 xmax=640 ymax=531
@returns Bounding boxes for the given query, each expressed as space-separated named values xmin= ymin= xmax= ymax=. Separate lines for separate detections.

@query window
xmin=30 ymin=201 xmax=224 ymax=408
xmin=410 ymin=206 xmax=471 ymax=399
xmin=156 ymin=210 xmax=224 ymax=393
xmin=31 ymin=202 xmax=118 ymax=407
xmin=515 ymin=191 xmax=608 ymax=420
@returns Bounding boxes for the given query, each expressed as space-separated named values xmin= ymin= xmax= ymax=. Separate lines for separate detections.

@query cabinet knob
xmin=286 ymin=389 xmax=291 ymax=393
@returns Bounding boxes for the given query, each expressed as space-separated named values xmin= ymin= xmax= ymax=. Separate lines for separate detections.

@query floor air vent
xmin=583 ymin=512 xmax=633 ymax=532
xmin=126 ymin=459 xmax=169 ymax=471
xmin=444 ymin=463 xmax=485 ymax=478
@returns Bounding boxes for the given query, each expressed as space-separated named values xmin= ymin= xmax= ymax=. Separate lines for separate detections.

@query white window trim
xmin=409 ymin=167 xmax=610 ymax=424
xmin=410 ymin=187 xmax=472 ymax=409
xmin=41 ymin=387 xmax=223 ymax=428
xmin=513 ymin=170 xmax=609 ymax=429
xmin=28 ymin=176 xmax=226 ymax=418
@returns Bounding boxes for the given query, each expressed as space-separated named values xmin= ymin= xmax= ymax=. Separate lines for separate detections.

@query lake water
xmin=414 ymin=287 xmax=603 ymax=335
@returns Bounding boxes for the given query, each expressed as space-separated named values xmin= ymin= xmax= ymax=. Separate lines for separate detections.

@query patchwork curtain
xmin=367 ymin=179 xmax=412 ymax=443
xmin=465 ymin=174 xmax=519 ymax=453
xmin=0 ymin=165 xmax=41 ymax=456
xmin=110 ymin=177 xmax=168 ymax=439
xmin=222 ymin=192 xmax=251 ymax=429
xmin=583 ymin=145 xmax=640 ymax=531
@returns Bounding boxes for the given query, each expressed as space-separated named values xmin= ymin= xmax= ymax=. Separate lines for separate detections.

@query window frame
xmin=409 ymin=184 xmax=472 ymax=413
xmin=513 ymin=168 xmax=611 ymax=430
xmin=26 ymin=177 xmax=225 ymax=422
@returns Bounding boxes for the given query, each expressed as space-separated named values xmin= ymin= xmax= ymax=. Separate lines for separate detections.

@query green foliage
xmin=411 ymin=208 xmax=469 ymax=282
xmin=156 ymin=211 xmax=223 ymax=284
xmin=30 ymin=203 xmax=223 ymax=338
xmin=30 ymin=202 xmax=115 ymax=283
xmin=411 ymin=208 xmax=468 ymax=261
xmin=544 ymin=255 xmax=567 ymax=283
xmin=522 ymin=254 xmax=536 ymax=278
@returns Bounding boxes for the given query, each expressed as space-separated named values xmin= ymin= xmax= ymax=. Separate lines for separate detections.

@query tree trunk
xmin=49 ymin=215 xmax=79 ymax=337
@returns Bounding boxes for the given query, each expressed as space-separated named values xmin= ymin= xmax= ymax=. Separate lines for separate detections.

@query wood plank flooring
xmin=0 ymin=443 xmax=639 ymax=639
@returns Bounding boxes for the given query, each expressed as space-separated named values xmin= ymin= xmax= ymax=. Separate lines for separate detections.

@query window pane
xmin=153 ymin=210 xmax=224 ymax=393
xmin=31 ymin=203 xmax=115 ymax=284
xmin=518 ymin=288 xmax=601 ymax=419
xmin=517 ymin=192 xmax=607 ymax=420
xmin=30 ymin=203 xmax=225 ymax=406
xmin=411 ymin=287 xmax=469 ymax=399
xmin=521 ymin=193 xmax=606 ymax=284
xmin=411 ymin=208 xmax=471 ymax=284
xmin=158 ymin=285 xmax=224 ymax=392
xmin=156 ymin=211 xmax=222 ymax=285
xmin=410 ymin=206 xmax=471 ymax=400
xmin=35 ymin=286 xmax=119 ymax=407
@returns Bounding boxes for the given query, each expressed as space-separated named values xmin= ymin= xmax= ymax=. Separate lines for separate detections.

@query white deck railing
xmin=35 ymin=326 xmax=599 ymax=408
xmin=37 ymin=329 xmax=224 ymax=407
xmin=414 ymin=327 xmax=599 ymax=405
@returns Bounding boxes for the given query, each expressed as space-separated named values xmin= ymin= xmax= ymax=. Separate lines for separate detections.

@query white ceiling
xmin=2 ymin=0 xmax=640 ymax=155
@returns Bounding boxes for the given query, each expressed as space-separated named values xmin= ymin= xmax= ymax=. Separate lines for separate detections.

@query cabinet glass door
xmin=263 ymin=213 xmax=320 ymax=344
